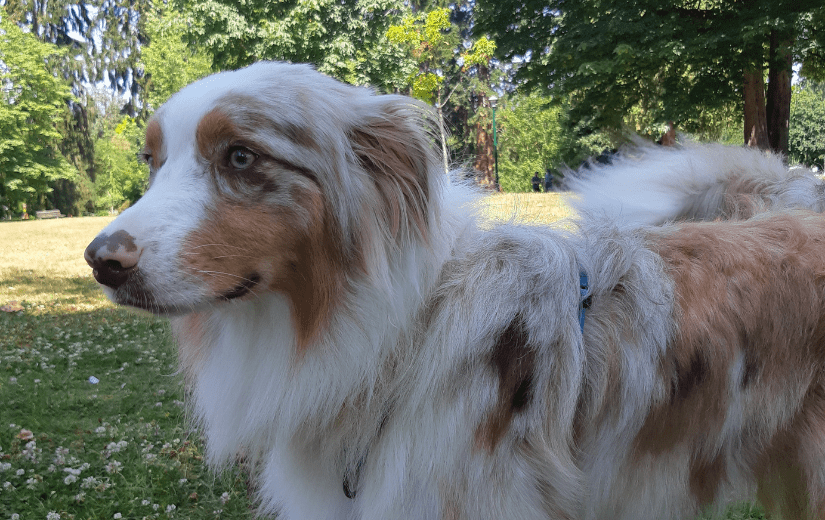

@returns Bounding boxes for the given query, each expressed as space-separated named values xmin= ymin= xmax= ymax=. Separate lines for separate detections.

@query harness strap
xmin=579 ymin=270 xmax=592 ymax=333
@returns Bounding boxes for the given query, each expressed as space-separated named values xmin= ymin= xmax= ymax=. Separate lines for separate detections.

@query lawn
xmin=1 ymin=217 xmax=252 ymax=519
xmin=0 ymin=201 xmax=764 ymax=519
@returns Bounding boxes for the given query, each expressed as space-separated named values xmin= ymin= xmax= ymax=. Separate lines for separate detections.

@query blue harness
xmin=579 ymin=270 xmax=592 ymax=333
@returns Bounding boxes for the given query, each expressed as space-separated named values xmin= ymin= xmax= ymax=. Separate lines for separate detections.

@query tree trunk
xmin=766 ymin=29 xmax=794 ymax=156
xmin=473 ymin=103 xmax=496 ymax=186
xmin=743 ymin=66 xmax=769 ymax=150
xmin=435 ymin=90 xmax=450 ymax=176
xmin=473 ymin=65 xmax=496 ymax=187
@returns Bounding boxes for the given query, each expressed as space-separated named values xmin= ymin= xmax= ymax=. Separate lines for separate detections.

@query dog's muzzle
xmin=84 ymin=230 xmax=143 ymax=289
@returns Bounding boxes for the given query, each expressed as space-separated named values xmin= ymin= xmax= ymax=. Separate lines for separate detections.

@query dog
xmin=85 ymin=62 xmax=825 ymax=519
xmin=568 ymin=141 xmax=825 ymax=224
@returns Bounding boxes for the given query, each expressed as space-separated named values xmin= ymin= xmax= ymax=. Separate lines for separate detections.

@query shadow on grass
xmin=1 ymin=268 xmax=110 ymax=312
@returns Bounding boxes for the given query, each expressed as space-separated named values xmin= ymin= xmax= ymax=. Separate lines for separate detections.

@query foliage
xmin=387 ymin=5 xmax=500 ymax=181
xmin=789 ymin=81 xmax=825 ymax=170
xmin=494 ymin=94 xmax=565 ymax=192
xmin=140 ymin=8 xmax=213 ymax=111
xmin=0 ymin=12 xmax=77 ymax=214
xmin=172 ymin=0 xmax=413 ymax=92
xmin=94 ymin=117 xmax=148 ymax=212
xmin=3 ymin=0 xmax=152 ymax=115
xmin=386 ymin=8 xmax=453 ymax=103
xmin=474 ymin=0 xmax=823 ymax=143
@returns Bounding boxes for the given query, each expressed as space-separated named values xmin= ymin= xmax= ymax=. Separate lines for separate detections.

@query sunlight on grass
xmin=0 ymin=217 xmax=115 ymax=314
xmin=480 ymin=192 xmax=574 ymax=225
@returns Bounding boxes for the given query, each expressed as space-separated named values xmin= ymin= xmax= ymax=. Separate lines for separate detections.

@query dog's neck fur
xmin=172 ymin=182 xmax=475 ymax=487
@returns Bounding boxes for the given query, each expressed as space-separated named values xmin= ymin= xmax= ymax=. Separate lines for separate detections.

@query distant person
xmin=544 ymin=169 xmax=554 ymax=192
xmin=531 ymin=172 xmax=541 ymax=192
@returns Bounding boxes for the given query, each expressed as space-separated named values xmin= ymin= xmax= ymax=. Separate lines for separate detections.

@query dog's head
xmin=85 ymin=62 xmax=440 ymax=344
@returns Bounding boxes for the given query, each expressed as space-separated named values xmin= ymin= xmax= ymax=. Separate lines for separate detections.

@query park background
xmin=1 ymin=0 xmax=824 ymax=217
xmin=1 ymin=1 xmax=825 ymax=519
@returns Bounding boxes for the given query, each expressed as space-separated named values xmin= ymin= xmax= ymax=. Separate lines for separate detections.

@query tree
xmin=387 ymin=6 xmax=498 ymax=180
xmin=140 ymin=8 xmax=213 ymax=111
xmin=94 ymin=116 xmax=148 ymax=213
xmin=172 ymin=0 xmax=413 ymax=93
xmin=3 ymin=0 xmax=152 ymax=116
xmin=0 ymin=12 xmax=77 ymax=213
xmin=495 ymin=93 xmax=565 ymax=192
xmin=788 ymin=81 xmax=825 ymax=170
xmin=474 ymin=0 xmax=825 ymax=155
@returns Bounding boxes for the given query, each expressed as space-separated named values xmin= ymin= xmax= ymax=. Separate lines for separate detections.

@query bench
xmin=35 ymin=209 xmax=63 ymax=219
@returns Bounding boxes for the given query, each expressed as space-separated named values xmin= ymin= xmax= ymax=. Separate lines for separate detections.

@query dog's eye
xmin=137 ymin=152 xmax=154 ymax=170
xmin=228 ymin=147 xmax=258 ymax=170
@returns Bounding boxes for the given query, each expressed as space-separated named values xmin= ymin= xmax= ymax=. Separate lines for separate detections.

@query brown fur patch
xmin=144 ymin=118 xmax=166 ymax=171
xmin=756 ymin=384 xmax=825 ymax=519
xmin=196 ymin=108 xmax=237 ymax=161
xmin=196 ymin=107 xmax=314 ymax=193
xmin=350 ymin=106 xmax=431 ymax=242
xmin=475 ymin=315 xmax=536 ymax=452
xmin=635 ymin=213 xmax=825 ymax=507
xmin=214 ymin=93 xmax=322 ymax=153
xmin=181 ymin=187 xmax=347 ymax=353
xmin=87 ymin=229 xmax=139 ymax=256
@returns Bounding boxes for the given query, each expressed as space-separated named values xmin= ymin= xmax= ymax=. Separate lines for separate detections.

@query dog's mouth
xmin=219 ymin=273 xmax=261 ymax=301
xmin=105 ymin=271 xmax=263 ymax=316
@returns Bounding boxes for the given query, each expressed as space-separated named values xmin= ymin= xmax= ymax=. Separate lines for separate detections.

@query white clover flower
xmin=75 ymin=492 xmax=85 ymax=502
xmin=15 ymin=469 xmax=24 ymax=477
xmin=11 ymin=514 xmax=20 ymax=520
xmin=64 ymin=474 xmax=77 ymax=485
xmin=165 ymin=504 xmax=176 ymax=513
xmin=80 ymin=476 xmax=99 ymax=489
xmin=220 ymin=491 xmax=230 ymax=504
xmin=105 ymin=460 xmax=122 ymax=474
xmin=141 ymin=499 xmax=151 ymax=506
xmin=0 ymin=462 xmax=11 ymax=471
xmin=113 ymin=513 xmax=122 ymax=519
xmin=46 ymin=512 xmax=60 ymax=520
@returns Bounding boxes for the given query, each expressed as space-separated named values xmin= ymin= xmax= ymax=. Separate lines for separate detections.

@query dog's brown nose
xmin=84 ymin=230 xmax=142 ymax=289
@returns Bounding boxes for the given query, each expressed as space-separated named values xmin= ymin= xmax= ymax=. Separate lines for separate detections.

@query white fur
xmin=567 ymin=141 xmax=825 ymax=225
xmin=86 ymin=63 xmax=825 ymax=519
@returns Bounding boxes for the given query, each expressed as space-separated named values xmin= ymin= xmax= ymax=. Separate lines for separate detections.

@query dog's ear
xmin=350 ymin=100 xmax=437 ymax=242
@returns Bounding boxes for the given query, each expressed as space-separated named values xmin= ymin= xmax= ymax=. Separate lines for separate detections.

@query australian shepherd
xmin=86 ymin=62 xmax=825 ymax=519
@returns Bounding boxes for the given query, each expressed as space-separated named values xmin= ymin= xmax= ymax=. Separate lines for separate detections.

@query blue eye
xmin=228 ymin=147 xmax=257 ymax=169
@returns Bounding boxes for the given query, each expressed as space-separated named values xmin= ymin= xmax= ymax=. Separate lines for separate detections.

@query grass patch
xmin=1 ymin=217 xmax=253 ymax=519
xmin=0 ymin=209 xmax=765 ymax=519
xmin=481 ymin=192 xmax=574 ymax=224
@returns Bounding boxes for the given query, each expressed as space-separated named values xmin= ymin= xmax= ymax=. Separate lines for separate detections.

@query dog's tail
xmin=566 ymin=142 xmax=825 ymax=225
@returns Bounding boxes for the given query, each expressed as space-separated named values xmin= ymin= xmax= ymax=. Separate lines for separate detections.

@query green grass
xmin=1 ymin=217 xmax=253 ymax=519
xmin=0 ymin=210 xmax=765 ymax=519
